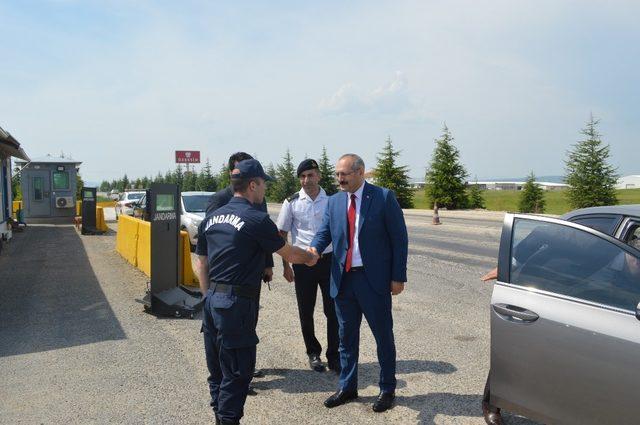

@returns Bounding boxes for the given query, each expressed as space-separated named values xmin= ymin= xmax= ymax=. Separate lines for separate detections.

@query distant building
xmin=364 ymin=170 xmax=375 ymax=184
xmin=409 ymin=178 xmax=425 ymax=189
xmin=15 ymin=155 xmax=82 ymax=223
xmin=468 ymin=181 xmax=569 ymax=191
xmin=0 ymin=126 xmax=29 ymax=242
xmin=616 ymin=175 xmax=640 ymax=190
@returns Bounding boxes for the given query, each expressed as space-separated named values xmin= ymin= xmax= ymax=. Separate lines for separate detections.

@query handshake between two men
xmin=303 ymin=247 xmax=405 ymax=296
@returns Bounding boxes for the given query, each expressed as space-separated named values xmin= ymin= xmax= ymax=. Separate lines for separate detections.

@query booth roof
xmin=15 ymin=154 xmax=81 ymax=165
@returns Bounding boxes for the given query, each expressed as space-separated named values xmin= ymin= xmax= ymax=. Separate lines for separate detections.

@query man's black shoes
xmin=252 ymin=368 xmax=264 ymax=378
xmin=372 ymin=391 xmax=395 ymax=412
xmin=308 ymin=354 xmax=326 ymax=372
xmin=324 ymin=390 xmax=358 ymax=408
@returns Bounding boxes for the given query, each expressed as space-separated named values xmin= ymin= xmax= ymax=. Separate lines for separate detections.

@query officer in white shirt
xmin=276 ymin=159 xmax=340 ymax=373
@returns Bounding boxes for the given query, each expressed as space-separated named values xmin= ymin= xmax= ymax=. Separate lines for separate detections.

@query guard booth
xmin=81 ymin=187 xmax=103 ymax=235
xmin=15 ymin=155 xmax=82 ymax=224
xmin=144 ymin=183 xmax=203 ymax=318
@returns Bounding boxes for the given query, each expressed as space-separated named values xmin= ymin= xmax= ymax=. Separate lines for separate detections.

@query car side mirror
xmin=636 ymin=302 xmax=640 ymax=321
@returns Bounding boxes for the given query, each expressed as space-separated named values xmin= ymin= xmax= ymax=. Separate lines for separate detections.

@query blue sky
xmin=1 ymin=0 xmax=638 ymax=183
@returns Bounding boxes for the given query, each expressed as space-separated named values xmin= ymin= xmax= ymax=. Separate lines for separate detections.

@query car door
xmin=490 ymin=214 xmax=640 ymax=425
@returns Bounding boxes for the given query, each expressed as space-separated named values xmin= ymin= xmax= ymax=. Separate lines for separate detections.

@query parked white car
xmin=115 ymin=191 xmax=146 ymax=217
xmin=181 ymin=191 xmax=214 ymax=248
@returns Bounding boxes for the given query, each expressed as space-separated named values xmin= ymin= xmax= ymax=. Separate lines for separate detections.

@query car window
xmin=127 ymin=193 xmax=144 ymax=200
xmin=510 ymin=219 xmax=640 ymax=312
xmin=182 ymin=195 xmax=210 ymax=213
xmin=625 ymin=221 xmax=640 ymax=245
xmin=568 ymin=215 xmax=619 ymax=235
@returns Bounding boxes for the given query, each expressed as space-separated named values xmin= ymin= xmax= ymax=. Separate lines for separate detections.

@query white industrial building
xmin=468 ymin=181 xmax=568 ymax=191
xmin=617 ymin=175 xmax=640 ymax=190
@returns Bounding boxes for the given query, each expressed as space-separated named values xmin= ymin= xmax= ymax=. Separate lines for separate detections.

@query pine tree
xmin=373 ymin=136 xmax=414 ymax=208
xmin=467 ymin=177 xmax=486 ymax=209
xmin=565 ymin=115 xmax=618 ymax=208
xmin=154 ymin=172 xmax=165 ymax=184
xmin=195 ymin=159 xmax=216 ymax=191
xmin=518 ymin=172 xmax=546 ymax=213
xmin=173 ymin=165 xmax=184 ymax=189
xmin=183 ymin=170 xmax=197 ymax=192
xmin=164 ymin=170 xmax=175 ymax=185
xmin=264 ymin=163 xmax=277 ymax=201
xmin=119 ymin=174 xmax=130 ymax=192
xmin=99 ymin=180 xmax=110 ymax=191
xmin=273 ymin=149 xmax=300 ymax=202
xmin=318 ymin=146 xmax=338 ymax=195
xmin=425 ymin=124 xmax=469 ymax=209
xmin=218 ymin=162 xmax=230 ymax=189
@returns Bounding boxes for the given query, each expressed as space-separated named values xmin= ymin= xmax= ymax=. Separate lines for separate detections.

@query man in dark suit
xmin=310 ymin=153 xmax=408 ymax=413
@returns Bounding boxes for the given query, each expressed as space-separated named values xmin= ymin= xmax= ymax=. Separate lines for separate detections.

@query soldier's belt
xmin=213 ymin=283 xmax=260 ymax=299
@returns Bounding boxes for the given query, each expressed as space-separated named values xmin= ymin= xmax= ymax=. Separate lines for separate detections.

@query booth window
xmin=53 ymin=171 xmax=69 ymax=189
xmin=34 ymin=177 xmax=44 ymax=200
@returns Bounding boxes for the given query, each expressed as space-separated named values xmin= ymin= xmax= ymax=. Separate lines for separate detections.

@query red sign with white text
xmin=175 ymin=151 xmax=201 ymax=163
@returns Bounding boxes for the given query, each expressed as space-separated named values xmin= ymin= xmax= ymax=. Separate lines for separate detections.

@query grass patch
xmin=412 ymin=188 xmax=640 ymax=214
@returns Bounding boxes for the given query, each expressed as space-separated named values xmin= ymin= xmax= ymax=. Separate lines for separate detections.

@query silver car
xmin=180 ymin=191 xmax=214 ymax=248
xmin=488 ymin=205 xmax=640 ymax=424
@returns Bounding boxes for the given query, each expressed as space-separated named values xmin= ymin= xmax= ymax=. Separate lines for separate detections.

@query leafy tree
xmin=373 ymin=136 xmax=414 ymax=208
xmin=11 ymin=170 xmax=21 ymax=201
xmin=518 ymin=172 xmax=546 ymax=213
xmin=75 ymin=173 xmax=84 ymax=200
xmin=425 ymin=124 xmax=468 ymax=209
xmin=140 ymin=176 xmax=151 ymax=189
xmin=99 ymin=180 xmax=110 ymax=191
xmin=273 ymin=149 xmax=299 ymax=202
xmin=467 ymin=177 xmax=486 ymax=209
xmin=153 ymin=172 xmax=165 ymax=184
xmin=318 ymin=146 xmax=338 ymax=195
xmin=565 ymin=115 xmax=618 ymax=208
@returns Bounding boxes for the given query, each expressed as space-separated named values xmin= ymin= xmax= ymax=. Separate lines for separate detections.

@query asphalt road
xmin=0 ymin=209 xmax=540 ymax=424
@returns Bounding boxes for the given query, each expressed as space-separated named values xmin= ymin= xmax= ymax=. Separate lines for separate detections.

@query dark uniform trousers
xmin=292 ymin=253 xmax=339 ymax=362
xmin=202 ymin=289 xmax=259 ymax=424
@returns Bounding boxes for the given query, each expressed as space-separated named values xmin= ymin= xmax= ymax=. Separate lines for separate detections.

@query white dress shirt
xmin=347 ymin=183 xmax=364 ymax=267
xmin=276 ymin=187 xmax=332 ymax=254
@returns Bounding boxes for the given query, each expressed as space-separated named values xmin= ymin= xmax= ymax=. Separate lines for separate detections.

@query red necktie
xmin=345 ymin=193 xmax=356 ymax=272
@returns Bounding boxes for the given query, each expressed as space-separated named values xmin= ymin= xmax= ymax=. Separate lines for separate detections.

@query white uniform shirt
xmin=277 ymin=187 xmax=332 ymax=254
xmin=347 ymin=183 xmax=364 ymax=267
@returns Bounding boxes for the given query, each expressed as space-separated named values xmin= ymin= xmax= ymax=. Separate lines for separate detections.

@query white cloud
xmin=318 ymin=71 xmax=422 ymax=119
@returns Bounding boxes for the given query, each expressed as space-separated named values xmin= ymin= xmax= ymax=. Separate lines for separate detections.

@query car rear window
xmin=127 ymin=193 xmax=144 ymax=200
xmin=568 ymin=215 xmax=620 ymax=235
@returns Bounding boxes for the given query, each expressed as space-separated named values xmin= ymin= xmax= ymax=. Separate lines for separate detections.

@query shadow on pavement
xmin=253 ymin=359 xmax=457 ymax=394
xmin=0 ymin=226 xmax=126 ymax=357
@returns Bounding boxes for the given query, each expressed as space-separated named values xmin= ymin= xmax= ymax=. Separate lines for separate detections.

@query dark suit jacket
xmin=206 ymin=186 xmax=274 ymax=268
xmin=311 ymin=182 xmax=408 ymax=297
